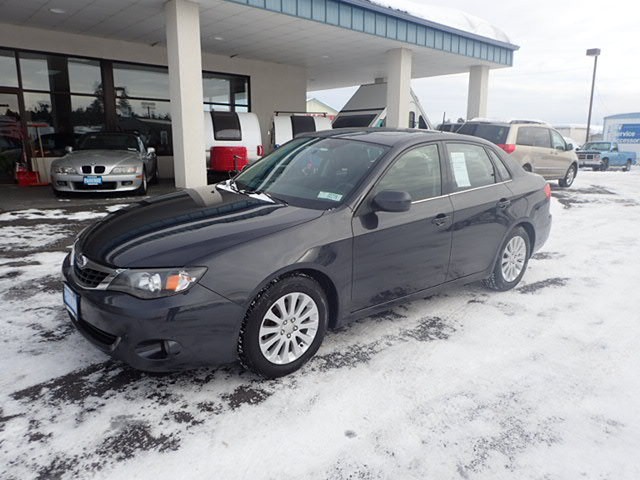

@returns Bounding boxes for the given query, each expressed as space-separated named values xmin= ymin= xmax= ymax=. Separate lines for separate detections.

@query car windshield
xmin=233 ymin=137 xmax=389 ymax=209
xmin=582 ymin=142 xmax=610 ymax=151
xmin=77 ymin=133 xmax=139 ymax=151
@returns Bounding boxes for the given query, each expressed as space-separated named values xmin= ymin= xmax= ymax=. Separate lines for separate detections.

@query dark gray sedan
xmin=62 ymin=129 xmax=552 ymax=378
xmin=51 ymin=132 xmax=158 ymax=195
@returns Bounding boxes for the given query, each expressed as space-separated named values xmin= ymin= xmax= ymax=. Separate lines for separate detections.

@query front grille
xmin=74 ymin=263 xmax=109 ymax=287
xmin=94 ymin=166 xmax=105 ymax=174
xmin=73 ymin=182 xmax=118 ymax=190
xmin=82 ymin=165 xmax=92 ymax=173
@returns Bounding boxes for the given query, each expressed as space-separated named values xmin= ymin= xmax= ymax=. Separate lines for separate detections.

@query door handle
xmin=497 ymin=198 xmax=511 ymax=209
xmin=432 ymin=213 xmax=450 ymax=227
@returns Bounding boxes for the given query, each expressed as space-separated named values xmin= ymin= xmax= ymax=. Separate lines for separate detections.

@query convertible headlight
xmin=111 ymin=166 xmax=139 ymax=174
xmin=53 ymin=166 xmax=77 ymax=174
xmin=108 ymin=267 xmax=207 ymax=299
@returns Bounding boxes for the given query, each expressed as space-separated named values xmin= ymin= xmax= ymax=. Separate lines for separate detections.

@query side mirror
xmin=147 ymin=147 xmax=156 ymax=154
xmin=566 ymin=143 xmax=573 ymax=151
xmin=372 ymin=190 xmax=412 ymax=213
xmin=65 ymin=146 xmax=73 ymax=153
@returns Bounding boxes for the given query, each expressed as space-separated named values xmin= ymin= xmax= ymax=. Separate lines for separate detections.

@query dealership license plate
xmin=63 ymin=283 xmax=79 ymax=319
xmin=83 ymin=175 xmax=103 ymax=186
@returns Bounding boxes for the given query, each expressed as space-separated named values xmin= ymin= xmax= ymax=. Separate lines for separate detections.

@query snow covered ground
xmin=1 ymin=169 xmax=639 ymax=479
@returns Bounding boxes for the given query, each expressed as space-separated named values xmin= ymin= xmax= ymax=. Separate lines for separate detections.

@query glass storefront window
xmin=0 ymin=49 xmax=18 ymax=87
xmin=113 ymin=63 xmax=169 ymax=99
xmin=117 ymin=99 xmax=172 ymax=156
xmin=231 ymin=77 xmax=249 ymax=107
xmin=68 ymin=58 xmax=102 ymax=95
xmin=203 ymin=76 xmax=230 ymax=104
xmin=23 ymin=92 xmax=103 ymax=157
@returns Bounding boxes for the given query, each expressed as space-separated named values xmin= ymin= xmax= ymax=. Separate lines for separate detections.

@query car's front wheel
xmin=625 ymin=160 xmax=633 ymax=172
xmin=136 ymin=168 xmax=148 ymax=195
xmin=483 ymin=226 xmax=530 ymax=291
xmin=558 ymin=164 xmax=577 ymax=188
xmin=239 ymin=274 xmax=328 ymax=378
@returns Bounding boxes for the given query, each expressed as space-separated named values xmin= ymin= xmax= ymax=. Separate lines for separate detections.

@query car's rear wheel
xmin=483 ymin=226 xmax=530 ymax=291
xmin=239 ymin=274 xmax=328 ymax=378
xmin=558 ymin=164 xmax=576 ymax=188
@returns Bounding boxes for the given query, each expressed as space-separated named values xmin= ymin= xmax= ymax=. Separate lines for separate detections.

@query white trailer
xmin=271 ymin=112 xmax=332 ymax=149
xmin=332 ymin=82 xmax=432 ymax=130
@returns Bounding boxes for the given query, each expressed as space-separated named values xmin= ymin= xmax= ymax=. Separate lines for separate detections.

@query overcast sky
xmin=309 ymin=0 xmax=638 ymax=126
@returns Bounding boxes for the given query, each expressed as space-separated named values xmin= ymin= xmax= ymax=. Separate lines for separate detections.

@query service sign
xmin=612 ymin=123 xmax=640 ymax=144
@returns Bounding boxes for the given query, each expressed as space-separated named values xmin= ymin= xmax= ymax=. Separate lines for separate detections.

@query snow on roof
xmin=369 ymin=0 xmax=512 ymax=44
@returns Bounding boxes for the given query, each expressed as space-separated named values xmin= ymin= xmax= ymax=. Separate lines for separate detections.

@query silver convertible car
xmin=50 ymin=132 xmax=158 ymax=195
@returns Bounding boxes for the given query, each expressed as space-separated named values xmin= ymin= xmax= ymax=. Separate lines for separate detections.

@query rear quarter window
xmin=457 ymin=123 xmax=509 ymax=144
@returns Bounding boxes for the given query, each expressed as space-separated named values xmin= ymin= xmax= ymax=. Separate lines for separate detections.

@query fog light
xmin=122 ymin=181 xmax=133 ymax=186
xmin=57 ymin=181 xmax=67 ymax=186
xmin=135 ymin=339 xmax=182 ymax=360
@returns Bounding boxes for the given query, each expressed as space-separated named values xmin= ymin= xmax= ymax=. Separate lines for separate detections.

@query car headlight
xmin=111 ymin=166 xmax=139 ymax=174
xmin=107 ymin=267 xmax=207 ymax=299
xmin=53 ymin=166 xmax=77 ymax=174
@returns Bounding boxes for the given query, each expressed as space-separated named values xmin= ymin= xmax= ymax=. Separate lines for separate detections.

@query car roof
xmin=300 ymin=128 xmax=499 ymax=149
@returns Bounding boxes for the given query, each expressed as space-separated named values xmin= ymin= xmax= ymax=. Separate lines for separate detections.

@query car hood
xmin=78 ymin=185 xmax=324 ymax=268
xmin=57 ymin=149 xmax=141 ymax=167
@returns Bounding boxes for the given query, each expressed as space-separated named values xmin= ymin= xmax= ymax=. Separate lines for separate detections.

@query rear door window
xmin=516 ymin=127 xmax=551 ymax=148
xmin=332 ymin=114 xmax=377 ymax=128
xmin=446 ymin=143 xmax=497 ymax=191
xmin=290 ymin=116 xmax=316 ymax=137
xmin=212 ymin=112 xmax=242 ymax=141
xmin=457 ymin=123 xmax=509 ymax=144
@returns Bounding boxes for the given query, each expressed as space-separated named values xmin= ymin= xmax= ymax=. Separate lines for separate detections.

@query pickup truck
xmin=576 ymin=142 xmax=637 ymax=171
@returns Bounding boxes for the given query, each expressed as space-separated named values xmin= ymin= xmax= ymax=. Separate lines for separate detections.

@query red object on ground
xmin=210 ymin=146 xmax=248 ymax=172
xmin=16 ymin=170 xmax=47 ymax=187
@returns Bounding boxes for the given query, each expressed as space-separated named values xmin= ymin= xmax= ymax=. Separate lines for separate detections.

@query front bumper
xmin=51 ymin=172 xmax=143 ymax=192
xmin=578 ymin=156 xmax=602 ymax=168
xmin=62 ymin=255 xmax=245 ymax=371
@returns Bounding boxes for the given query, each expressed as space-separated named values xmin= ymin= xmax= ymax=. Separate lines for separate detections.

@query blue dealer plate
xmin=83 ymin=175 xmax=103 ymax=186
xmin=63 ymin=283 xmax=79 ymax=319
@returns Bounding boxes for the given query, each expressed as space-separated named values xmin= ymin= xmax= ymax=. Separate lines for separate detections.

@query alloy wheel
xmin=258 ymin=292 xmax=319 ymax=365
xmin=501 ymin=236 xmax=527 ymax=282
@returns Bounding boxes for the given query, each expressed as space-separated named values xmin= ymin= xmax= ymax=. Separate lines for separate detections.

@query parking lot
xmin=1 ymin=169 xmax=639 ymax=479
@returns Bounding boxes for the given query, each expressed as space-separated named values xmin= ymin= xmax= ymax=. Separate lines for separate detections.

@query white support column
xmin=386 ymin=48 xmax=412 ymax=128
xmin=467 ymin=65 xmax=489 ymax=120
xmin=165 ymin=0 xmax=206 ymax=189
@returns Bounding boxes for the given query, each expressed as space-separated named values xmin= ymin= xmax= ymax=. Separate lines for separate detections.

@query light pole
xmin=585 ymin=48 xmax=601 ymax=143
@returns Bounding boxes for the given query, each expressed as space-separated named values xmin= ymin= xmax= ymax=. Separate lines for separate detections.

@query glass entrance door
xmin=0 ymin=91 xmax=25 ymax=182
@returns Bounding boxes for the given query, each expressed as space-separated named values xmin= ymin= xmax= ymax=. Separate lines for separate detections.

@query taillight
xmin=498 ymin=144 xmax=516 ymax=154
xmin=544 ymin=183 xmax=551 ymax=199
xmin=257 ymin=145 xmax=264 ymax=157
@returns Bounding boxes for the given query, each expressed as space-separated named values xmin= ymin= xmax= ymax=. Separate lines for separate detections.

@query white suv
xmin=458 ymin=120 xmax=579 ymax=187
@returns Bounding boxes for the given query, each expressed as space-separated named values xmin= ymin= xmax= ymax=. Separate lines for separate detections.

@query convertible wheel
xmin=136 ymin=168 xmax=148 ymax=196
xmin=483 ymin=227 xmax=530 ymax=291
xmin=558 ymin=164 xmax=576 ymax=188
xmin=238 ymin=274 xmax=328 ymax=378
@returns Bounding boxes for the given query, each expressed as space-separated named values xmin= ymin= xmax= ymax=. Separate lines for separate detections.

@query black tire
xmin=238 ymin=273 xmax=328 ymax=378
xmin=600 ymin=158 xmax=609 ymax=171
xmin=625 ymin=160 xmax=632 ymax=172
xmin=136 ymin=168 xmax=148 ymax=195
xmin=483 ymin=226 xmax=531 ymax=292
xmin=523 ymin=164 xmax=532 ymax=173
xmin=558 ymin=164 xmax=577 ymax=188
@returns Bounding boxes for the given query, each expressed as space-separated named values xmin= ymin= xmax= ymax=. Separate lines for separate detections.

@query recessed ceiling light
xmin=49 ymin=8 xmax=66 ymax=14
xmin=213 ymin=36 xmax=224 ymax=41
xmin=321 ymin=55 xmax=330 ymax=59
